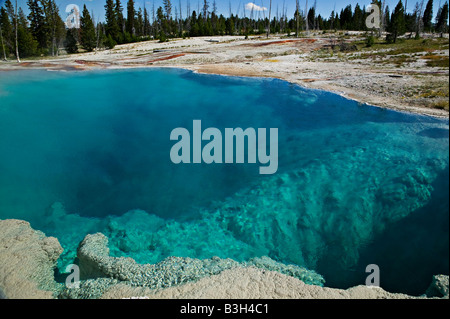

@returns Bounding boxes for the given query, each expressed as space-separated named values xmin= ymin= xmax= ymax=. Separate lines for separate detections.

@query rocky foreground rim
xmin=0 ymin=219 xmax=448 ymax=299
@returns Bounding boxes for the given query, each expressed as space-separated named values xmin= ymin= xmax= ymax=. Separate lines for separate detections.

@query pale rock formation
xmin=426 ymin=275 xmax=449 ymax=298
xmin=0 ymin=219 xmax=63 ymax=299
xmin=101 ymin=267 xmax=420 ymax=299
xmin=1 ymin=219 xmax=448 ymax=300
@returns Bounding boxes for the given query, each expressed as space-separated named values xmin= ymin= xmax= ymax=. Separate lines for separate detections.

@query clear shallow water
xmin=0 ymin=68 xmax=448 ymax=295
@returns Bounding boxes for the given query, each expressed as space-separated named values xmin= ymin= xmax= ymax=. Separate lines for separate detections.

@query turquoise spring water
xmin=0 ymin=68 xmax=448 ymax=295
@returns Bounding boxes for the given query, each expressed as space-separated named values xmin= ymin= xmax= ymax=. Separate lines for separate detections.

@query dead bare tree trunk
xmin=379 ymin=0 xmax=386 ymax=38
xmin=266 ymin=0 xmax=272 ymax=38
xmin=313 ymin=0 xmax=317 ymax=30
xmin=95 ymin=21 xmax=101 ymax=53
xmin=51 ymin=6 xmax=57 ymax=57
xmin=305 ymin=0 xmax=309 ymax=36
xmin=296 ymin=0 xmax=300 ymax=37
xmin=14 ymin=0 xmax=20 ymax=63
xmin=416 ymin=0 xmax=425 ymax=38
xmin=179 ymin=0 xmax=183 ymax=36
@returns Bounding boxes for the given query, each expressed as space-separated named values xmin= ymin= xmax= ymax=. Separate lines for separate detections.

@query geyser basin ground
xmin=0 ymin=68 xmax=448 ymax=296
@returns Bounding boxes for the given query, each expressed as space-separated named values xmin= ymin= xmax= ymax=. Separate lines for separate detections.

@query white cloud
xmin=245 ymin=3 xmax=267 ymax=12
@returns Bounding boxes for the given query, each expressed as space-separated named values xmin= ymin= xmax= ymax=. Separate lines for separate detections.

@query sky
xmin=0 ymin=0 xmax=446 ymax=23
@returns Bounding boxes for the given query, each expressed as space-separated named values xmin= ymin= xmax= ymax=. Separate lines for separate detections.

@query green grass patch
xmin=421 ymin=55 xmax=450 ymax=68
xmin=355 ymin=38 xmax=449 ymax=60
xmin=420 ymin=86 xmax=449 ymax=99
xmin=431 ymin=100 xmax=450 ymax=111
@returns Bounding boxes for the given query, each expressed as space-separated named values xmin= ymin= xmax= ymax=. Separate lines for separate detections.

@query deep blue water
xmin=0 ymin=68 xmax=448 ymax=295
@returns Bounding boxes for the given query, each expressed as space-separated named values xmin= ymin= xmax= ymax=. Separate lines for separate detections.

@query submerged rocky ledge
xmin=0 ymin=68 xmax=448 ymax=296
xmin=0 ymin=219 xmax=448 ymax=299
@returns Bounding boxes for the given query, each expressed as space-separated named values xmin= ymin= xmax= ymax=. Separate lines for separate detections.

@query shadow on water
xmin=318 ymin=166 xmax=449 ymax=296
xmin=417 ymin=128 xmax=450 ymax=139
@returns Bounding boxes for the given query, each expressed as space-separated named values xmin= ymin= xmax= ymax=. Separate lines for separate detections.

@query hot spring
xmin=0 ymin=68 xmax=448 ymax=295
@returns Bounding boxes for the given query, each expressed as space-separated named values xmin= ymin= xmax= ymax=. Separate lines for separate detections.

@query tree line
xmin=0 ymin=0 xmax=448 ymax=61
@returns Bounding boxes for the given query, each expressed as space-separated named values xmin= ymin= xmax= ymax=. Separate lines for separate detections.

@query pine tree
xmin=105 ymin=0 xmax=120 ymax=41
xmin=80 ymin=4 xmax=96 ymax=51
xmin=389 ymin=0 xmax=406 ymax=43
xmin=340 ymin=5 xmax=352 ymax=30
xmin=436 ymin=1 xmax=449 ymax=36
xmin=4 ymin=0 xmax=14 ymax=21
xmin=17 ymin=7 xmax=38 ymax=57
xmin=104 ymin=34 xmax=116 ymax=49
xmin=126 ymin=0 xmax=135 ymax=36
xmin=156 ymin=6 xmax=169 ymax=40
xmin=308 ymin=6 xmax=316 ymax=31
xmin=423 ymin=0 xmax=434 ymax=31
xmin=65 ymin=28 xmax=78 ymax=53
xmin=334 ymin=12 xmax=341 ymax=30
xmin=385 ymin=5 xmax=391 ymax=29
xmin=46 ymin=0 xmax=65 ymax=56
xmin=218 ymin=14 xmax=226 ymax=35
xmin=225 ymin=13 xmax=235 ymax=35
xmin=0 ymin=22 xmax=7 ymax=60
xmin=353 ymin=4 xmax=363 ymax=31
xmin=136 ymin=7 xmax=144 ymax=37
xmin=41 ymin=0 xmax=56 ymax=53
xmin=0 ymin=7 xmax=12 ymax=59
xmin=143 ymin=6 xmax=150 ymax=36
xmin=27 ymin=0 xmax=48 ymax=51
xmin=114 ymin=0 xmax=125 ymax=43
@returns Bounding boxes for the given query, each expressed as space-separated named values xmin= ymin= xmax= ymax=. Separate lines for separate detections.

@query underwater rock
xmin=198 ymin=151 xmax=446 ymax=273
xmin=102 ymin=209 xmax=265 ymax=264
xmin=77 ymin=232 xmax=242 ymax=288
xmin=46 ymin=149 xmax=445 ymax=285
xmin=77 ymin=233 xmax=113 ymax=279
xmin=35 ymin=146 xmax=446 ymax=293
xmin=426 ymin=275 xmax=449 ymax=298
xmin=41 ymin=202 xmax=106 ymax=271
xmin=0 ymin=219 xmax=63 ymax=299
xmin=105 ymin=210 xmax=165 ymax=254
xmin=27 ymin=139 xmax=447 ymax=294
xmin=75 ymin=232 xmax=325 ymax=292
xmin=35 ymin=133 xmax=447 ymax=287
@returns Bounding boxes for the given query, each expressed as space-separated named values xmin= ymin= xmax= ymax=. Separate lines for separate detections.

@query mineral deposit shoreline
xmin=0 ymin=34 xmax=448 ymax=119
